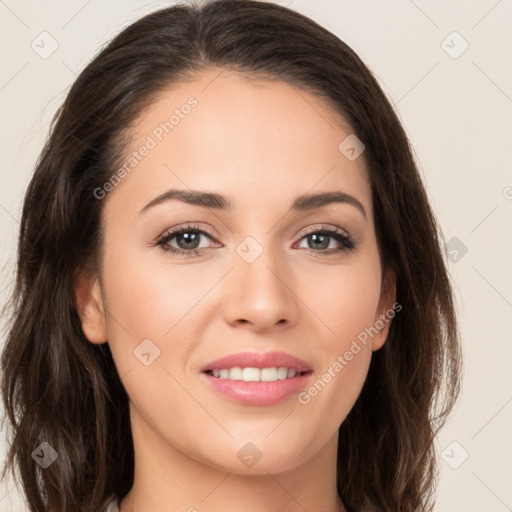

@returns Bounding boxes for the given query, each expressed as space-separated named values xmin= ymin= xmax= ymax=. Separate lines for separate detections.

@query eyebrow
xmin=139 ymin=188 xmax=367 ymax=219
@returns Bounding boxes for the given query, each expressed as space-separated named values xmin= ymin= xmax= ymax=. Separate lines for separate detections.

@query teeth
xmin=277 ymin=367 xmax=288 ymax=380
xmin=229 ymin=367 xmax=243 ymax=380
xmin=209 ymin=367 xmax=303 ymax=382
xmin=243 ymin=367 xmax=260 ymax=382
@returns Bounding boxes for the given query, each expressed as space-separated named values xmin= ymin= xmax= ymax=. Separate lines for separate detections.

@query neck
xmin=120 ymin=405 xmax=347 ymax=512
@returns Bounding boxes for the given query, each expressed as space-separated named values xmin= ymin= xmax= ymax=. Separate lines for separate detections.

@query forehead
xmin=105 ymin=68 xmax=372 ymax=219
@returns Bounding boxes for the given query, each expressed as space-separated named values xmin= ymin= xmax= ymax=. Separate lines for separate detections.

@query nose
xmin=222 ymin=242 xmax=299 ymax=333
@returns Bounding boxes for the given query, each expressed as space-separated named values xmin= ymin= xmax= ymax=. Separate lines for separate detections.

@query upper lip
xmin=201 ymin=351 xmax=313 ymax=373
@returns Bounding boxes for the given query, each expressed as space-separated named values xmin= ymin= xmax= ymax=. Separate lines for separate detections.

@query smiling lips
xmin=200 ymin=351 xmax=313 ymax=406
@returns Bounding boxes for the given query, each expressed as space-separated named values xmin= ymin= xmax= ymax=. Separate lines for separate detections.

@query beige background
xmin=1 ymin=0 xmax=511 ymax=510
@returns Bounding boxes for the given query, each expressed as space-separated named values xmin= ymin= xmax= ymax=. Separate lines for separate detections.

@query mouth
xmin=200 ymin=351 xmax=313 ymax=406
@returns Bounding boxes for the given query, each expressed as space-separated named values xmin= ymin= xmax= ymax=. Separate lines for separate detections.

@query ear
xmin=74 ymin=269 xmax=108 ymax=344
xmin=371 ymin=268 xmax=398 ymax=352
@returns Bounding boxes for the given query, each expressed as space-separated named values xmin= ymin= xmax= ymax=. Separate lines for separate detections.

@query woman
xmin=0 ymin=0 xmax=462 ymax=510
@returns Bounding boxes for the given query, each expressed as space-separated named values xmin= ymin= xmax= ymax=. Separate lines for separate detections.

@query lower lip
xmin=200 ymin=371 xmax=313 ymax=406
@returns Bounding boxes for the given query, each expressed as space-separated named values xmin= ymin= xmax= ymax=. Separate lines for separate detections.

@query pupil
xmin=310 ymin=233 xmax=328 ymax=250
xmin=178 ymin=232 xmax=199 ymax=249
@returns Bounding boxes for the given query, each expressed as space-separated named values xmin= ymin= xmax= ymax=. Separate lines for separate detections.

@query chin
xmin=192 ymin=438 xmax=317 ymax=476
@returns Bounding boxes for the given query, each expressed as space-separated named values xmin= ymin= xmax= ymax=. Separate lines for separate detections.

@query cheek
xmin=288 ymin=260 xmax=381 ymax=423
xmin=100 ymin=247 xmax=200 ymax=435
xmin=102 ymin=244 xmax=208 ymax=337
xmin=303 ymin=259 xmax=382 ymax=350
xmin=296 ymin=283 xmax=377 ymax=433
xmin=100 ymin=241 xmax=224 ymax=385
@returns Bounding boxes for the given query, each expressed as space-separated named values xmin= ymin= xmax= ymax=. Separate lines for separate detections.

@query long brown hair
xmin=0 ymin=1 xmax=462 ymax=510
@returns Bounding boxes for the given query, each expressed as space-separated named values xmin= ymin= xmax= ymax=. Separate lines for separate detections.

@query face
xmin=76 ymin=69 xmax=396 ymax=476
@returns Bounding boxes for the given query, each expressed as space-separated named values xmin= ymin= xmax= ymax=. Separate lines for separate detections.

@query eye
xmin=155 ymin=223 xmax=356 ymax=258
xmin=294 ymin=225 xmax=356 ymax=255
xmin=156 ymin=224 xmax=220 ymax=257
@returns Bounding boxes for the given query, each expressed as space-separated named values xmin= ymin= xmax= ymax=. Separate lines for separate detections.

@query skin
xmin=75 ymin=69 xmax=396 ymax=512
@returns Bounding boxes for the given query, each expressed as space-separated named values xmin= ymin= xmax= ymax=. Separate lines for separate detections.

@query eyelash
xmin=155 ymin=223 xmax=356 ymax=258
